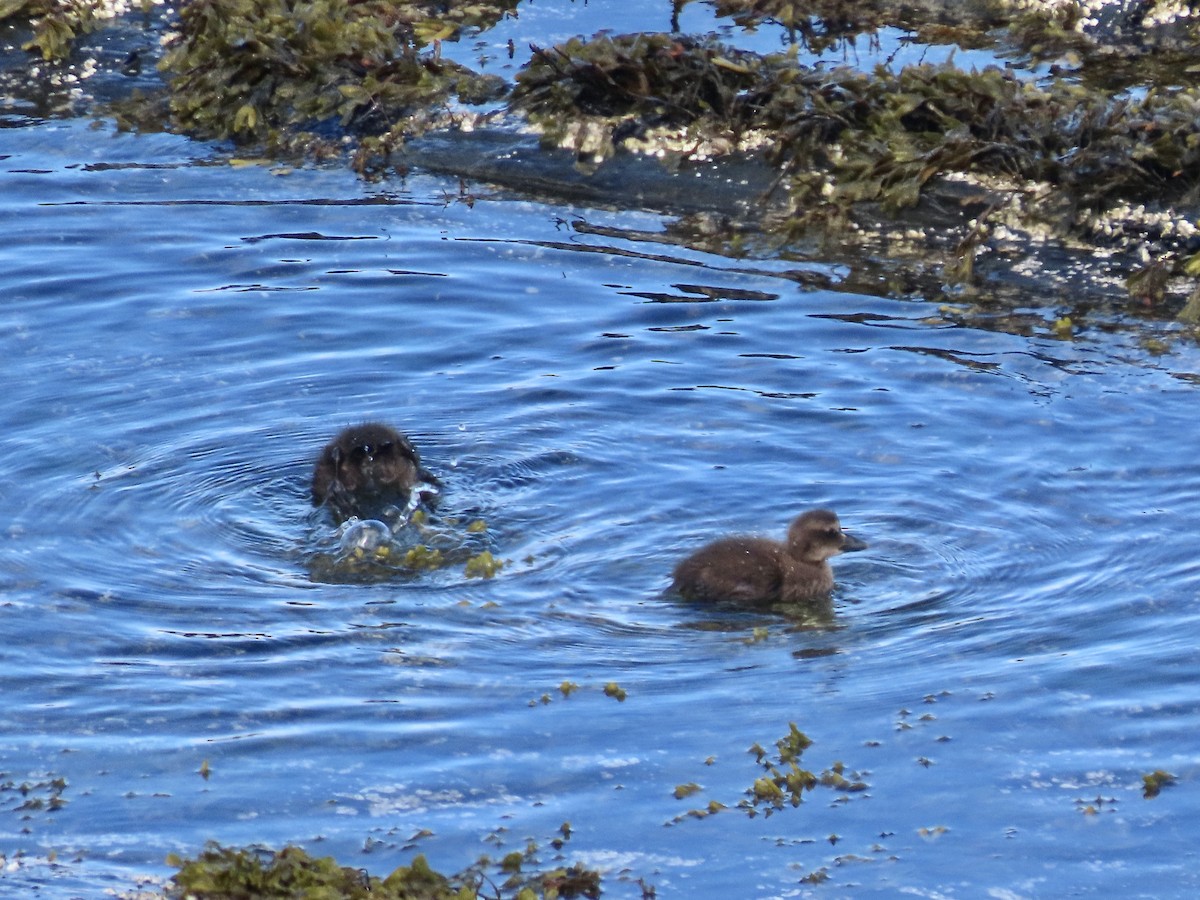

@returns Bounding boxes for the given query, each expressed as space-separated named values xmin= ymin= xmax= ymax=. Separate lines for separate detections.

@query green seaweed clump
xmin=740 ymin=723 xmax=868 ymax=816
xmin=743 ymin=723 xmax=818 ymax=814
xmin=166 ymin=844 xmax=474 ymax=899
xmin=799 ymin=866 xmax=830 ymax=884
xmin=161 ymin=0 xmax=421 ymax=148
xmin=1 ymin=771 xmax=68 ymax=815
xmin=509 ymin=28 xmax=1200 ymax=305
xmin=168 ymin=840 xmax=609 ymax=900
xmin=603 ymin=682 xmax=627 ymax=702
xmin=764 ymin=59 xmax=1200 ymax=231
xmin=463 ymin=549 xmax=504 ymax=579
xmin=0 ymin=0 xmax=116 ymax=62
xmin=669 ymin=722 xmax=867 ymax=824
xmin=819 ymin=760 xmax=868 ymax=793
xmin=157 ymin=0 xmax=514 ymax=165
xmin=534 ymin=863 xmax=602 ymax=899
xmin=512 ymin=32 xmax=765 ymax=164
xmin=404 ymin=543 xmax=446 ymax=570
xmin=1142 ymin=769 xmax=1176 ymax=799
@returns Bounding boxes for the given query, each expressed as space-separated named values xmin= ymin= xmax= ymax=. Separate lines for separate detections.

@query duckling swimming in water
xmin=311 ymin=423 xmax=438 ymax=520
xmin=671 ymin=509 xmax=866 ymax=606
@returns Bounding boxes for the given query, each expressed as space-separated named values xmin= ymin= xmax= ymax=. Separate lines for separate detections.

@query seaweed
xmin=513 ymin=29 xmax=1200 ymax=217
xmin=464 ymin=550 xmax=505 ymax=579
xmin=669 ymin=722 xmax=868 ymax=824
xmin=510 ymin=26 xmax=1200 ymax=308
xmin=306 ymin=507 xmax=506 ymax=584
xmin=167 ymin=838 xmax=608 ymax=899
xmin=603 ymin=682 xmax=628 ymax=702
xmin=160 ymin=0 xmax=422 ymax=144
xmin=1142 ymin=768 xmax=1176 ymax=799
xmin=0 ymin=0 xmax=117 ymax=61
xmin=12 ymin=1 xmax=1200 ymax=310
xmin=0 ymin=772 xmax=68 ymax=817
xmin=152 ymin=0 xmax=517 ymax=168
xmin=512 ymin=32 xmax=766 ymax=166
xmin=167 ymin=844 xmax=461 ymax=899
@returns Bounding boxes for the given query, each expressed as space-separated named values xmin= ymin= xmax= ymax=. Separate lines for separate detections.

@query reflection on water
xmin=2 ymin=120 xmax=1200 ymax=897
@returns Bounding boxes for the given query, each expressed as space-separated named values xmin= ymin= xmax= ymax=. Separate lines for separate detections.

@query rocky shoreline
xmin=5 ymin=0 xmax=1200 ymax=324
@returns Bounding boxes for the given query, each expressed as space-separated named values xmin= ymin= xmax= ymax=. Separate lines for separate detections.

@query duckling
xmin=671 ymin=509 xmax=866 ymax=606
xmin=311 ymin=423 xmax=438 ymax=520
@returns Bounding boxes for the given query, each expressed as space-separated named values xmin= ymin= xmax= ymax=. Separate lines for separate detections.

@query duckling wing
xmin=671 ymin=537 xmax=785 ymax=605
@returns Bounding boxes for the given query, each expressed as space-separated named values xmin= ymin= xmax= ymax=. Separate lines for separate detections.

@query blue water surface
xmin=1 ymin=105 xmax=1199 ymax=899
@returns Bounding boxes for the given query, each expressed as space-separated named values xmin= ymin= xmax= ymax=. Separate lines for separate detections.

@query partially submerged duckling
xmin=311 ymin=422 xmax=438 ymax=520
xmin=671 ymin=509 xmax=867 ymax=606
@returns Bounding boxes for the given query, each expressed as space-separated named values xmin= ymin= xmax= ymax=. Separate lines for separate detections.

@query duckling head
xmin=787 ymin=509 xmax=868 ymax=563
xmin=312 ymin=423 xmax=422 ymax=510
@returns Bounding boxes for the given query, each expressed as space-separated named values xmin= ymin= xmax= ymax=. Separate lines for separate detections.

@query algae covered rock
xmin=158 ymin=0 xmax=516 ymax=155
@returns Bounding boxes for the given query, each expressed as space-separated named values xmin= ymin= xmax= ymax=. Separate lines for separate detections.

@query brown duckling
xmin=311 ymin=423 xmax=438 ymax=519
xmin=671 ymin=509 xmax=866 ymax=606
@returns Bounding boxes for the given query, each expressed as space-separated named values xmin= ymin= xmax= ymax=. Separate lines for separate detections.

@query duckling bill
xmin=312 ymin=422 xmax=438 ymax=520
xmin=671 ymin=509 xmax=866 ymax=606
